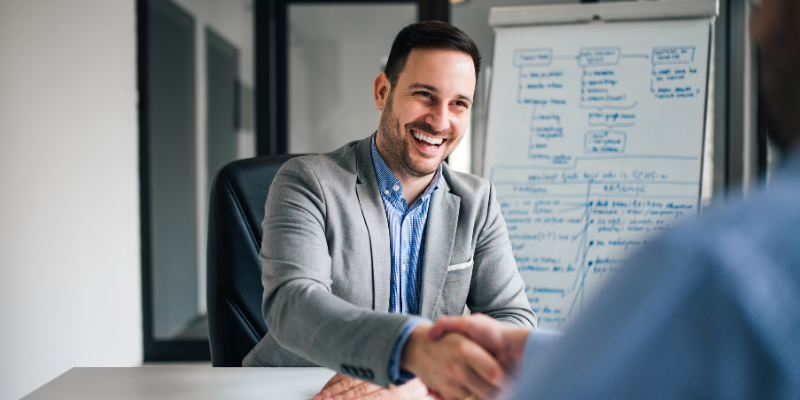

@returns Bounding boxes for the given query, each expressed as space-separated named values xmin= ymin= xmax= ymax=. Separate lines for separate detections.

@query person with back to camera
xmin=414 ymin=0 xmax=800 ymax=399
xmin=242 ymin=21 xmax=539 ymax=400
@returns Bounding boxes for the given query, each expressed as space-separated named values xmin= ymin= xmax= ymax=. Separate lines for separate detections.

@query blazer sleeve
xmin=257 ymin=158 xmax=413 ymax=387
xmin=467 ymin=181 xmax=538 ymax=328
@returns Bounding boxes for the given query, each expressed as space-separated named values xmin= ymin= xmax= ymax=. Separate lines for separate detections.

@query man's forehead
xmin=397 ymin=48 xmax=477 ymax=96
xmin=407 ymin=82 xmax=474 ymax=102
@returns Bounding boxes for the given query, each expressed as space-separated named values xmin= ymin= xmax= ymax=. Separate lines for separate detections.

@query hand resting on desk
xmin=313 ymin=373 xmax=427 ymax=400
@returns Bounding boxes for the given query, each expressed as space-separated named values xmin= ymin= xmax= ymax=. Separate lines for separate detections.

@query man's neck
xmin=396 ymin=172 xmax=435 ymax=206
xmin=374 ymin=134 xmax=438 ymax=206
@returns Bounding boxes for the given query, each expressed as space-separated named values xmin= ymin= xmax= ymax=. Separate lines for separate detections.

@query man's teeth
xmin=412 ymin=131 xmax=443 ymax=145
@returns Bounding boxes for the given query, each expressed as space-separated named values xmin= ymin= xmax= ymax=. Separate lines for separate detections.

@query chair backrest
xmin=207 ymin=154 xmax=301 ymax=367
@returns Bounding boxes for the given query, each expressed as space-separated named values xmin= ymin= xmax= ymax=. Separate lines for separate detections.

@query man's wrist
xmin=389 ymin=318 xmax=428 ymax=384
xmin=400 ymin=322 xmax=433 ymax=375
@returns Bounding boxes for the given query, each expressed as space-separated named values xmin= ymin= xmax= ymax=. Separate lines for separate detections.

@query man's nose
xmin=425 ymin=102 xmax=450 ymax=133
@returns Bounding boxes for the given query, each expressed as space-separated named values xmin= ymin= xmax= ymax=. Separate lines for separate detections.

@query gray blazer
xmin=242 ymin=136 xmax=535 ymax=386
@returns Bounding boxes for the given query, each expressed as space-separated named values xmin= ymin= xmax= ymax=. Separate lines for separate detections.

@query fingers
xmin=427 ymin=316 xmax=465 ymax=340
xmin=388 ymin=378 xmax=429 ymax=400
xmin=355 ymin=389 xmax=388 ymax=400
xmin=320 ymin=378 xmax=427 ymax=400
xmin=357 ymin=378 xmax=429 ymax=400
xmin=456 ymin=334 xmax=505 ymax=389
xmin=321 ymin=373 xmax=350 ymax=391
xmin=315 ymin=373 xmax=366 ymax=400
xmin=435 ymin=334 xmax=504 ymax=400
xmin=332 ymin=382 xmax=382 ymax=400
xmin=428 ymin=314 xmax=498 ymax=345
xmin=464 ymin=366 xmax=502 ymax=400
xmin=402 ymin=325 xmax=506 ymax=400
xmin=435 ymin=381 xmax=474 ymax=400
xmin=429 ymin=314 xmax=527 ymax=374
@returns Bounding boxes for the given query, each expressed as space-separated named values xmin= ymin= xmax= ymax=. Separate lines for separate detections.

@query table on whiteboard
xmin=484 ymin=17 xmax=712 ymax=329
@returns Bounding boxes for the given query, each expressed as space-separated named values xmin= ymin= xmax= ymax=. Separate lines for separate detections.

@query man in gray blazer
xmin=243 ymin=21 xmax=535 ymax=400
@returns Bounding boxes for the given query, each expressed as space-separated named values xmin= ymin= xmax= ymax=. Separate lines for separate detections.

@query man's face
xmin=374 ymin=48 xmax=476 ymax=179
xmin=752 ymin=0 xmax=800 ymax=149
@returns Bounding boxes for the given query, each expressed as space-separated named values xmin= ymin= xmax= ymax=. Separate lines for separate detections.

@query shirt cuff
xmin=521 ymin=328 xmax=563 ymax=377
xmin=388 ymin=317 xmax=429 ymax=385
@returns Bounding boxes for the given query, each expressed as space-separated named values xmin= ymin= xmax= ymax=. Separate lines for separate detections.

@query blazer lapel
xmin=354 ymin=137 xmax=392 ymax=312
xmin=419 ymin=175 xmax=461 ymax=318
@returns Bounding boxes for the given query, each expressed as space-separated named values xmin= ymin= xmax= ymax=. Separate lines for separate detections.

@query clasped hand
xmin=314 ymin=315 xmax=529 ymax=400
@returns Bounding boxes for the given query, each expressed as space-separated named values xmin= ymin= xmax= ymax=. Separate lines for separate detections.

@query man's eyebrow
xmin=408 ymin=83 xmax=474 ymax=103
xmin=408 ymin=83 xmax=438 ymax=92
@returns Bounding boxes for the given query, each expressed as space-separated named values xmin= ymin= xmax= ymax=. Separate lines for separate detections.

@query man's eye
xmin=453 ymin=100 xmax=470 ymax=110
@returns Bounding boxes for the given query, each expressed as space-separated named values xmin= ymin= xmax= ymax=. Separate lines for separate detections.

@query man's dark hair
xmin=384 ymin=21 xmax=481 ymax=88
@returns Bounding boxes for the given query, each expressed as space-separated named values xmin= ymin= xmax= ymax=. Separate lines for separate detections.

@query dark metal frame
xmin=254 ymin=0 xmax=450 ymax=156
xmin=756 ymin=73 xmax=769 ymax=181
xmin=137 ymin=0 xmax=211 ymax=362
xmin=721 ymin=0 xmax=769 ymax=194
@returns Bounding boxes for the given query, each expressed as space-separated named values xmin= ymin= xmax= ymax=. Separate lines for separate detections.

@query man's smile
xmin=411 ymin=129 xmax=446 ymax=152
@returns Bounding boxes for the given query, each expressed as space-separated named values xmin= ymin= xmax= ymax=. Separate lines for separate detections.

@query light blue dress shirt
xmin=371 ymin=136 xmax=440 ymax=316
xmin=370 ymin=136 xmax=438 ymax=384
xmin=514 ymin=147 xmax=800 ymax=399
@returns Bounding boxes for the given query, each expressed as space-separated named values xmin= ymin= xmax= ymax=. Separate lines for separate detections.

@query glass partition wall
xmin=139 ymin=0 xmax=255 ymax=360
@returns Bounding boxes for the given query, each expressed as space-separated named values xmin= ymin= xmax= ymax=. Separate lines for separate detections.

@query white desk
xmin=23 ymin=367 xmax=338 ymax=400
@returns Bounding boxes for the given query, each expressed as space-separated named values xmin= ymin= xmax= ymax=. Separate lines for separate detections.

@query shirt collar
xmin=371 ymin=133 xmax=441 ymax=202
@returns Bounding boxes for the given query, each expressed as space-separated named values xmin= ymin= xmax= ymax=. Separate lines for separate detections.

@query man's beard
xmin=377 ymin=91 xmax=454 ymax=177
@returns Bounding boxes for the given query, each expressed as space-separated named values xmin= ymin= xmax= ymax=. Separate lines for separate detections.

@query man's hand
xmin=401 ymin=323 xmax=505 ymax=400
xmin=313 ymin=373 xmax=428 ymax=400
xmin=427 ymin=314 xmax=531 ymax=374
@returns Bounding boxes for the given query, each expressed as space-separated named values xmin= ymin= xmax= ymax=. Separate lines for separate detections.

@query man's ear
xmin=374 ymin=72 xmax=391 ymax=111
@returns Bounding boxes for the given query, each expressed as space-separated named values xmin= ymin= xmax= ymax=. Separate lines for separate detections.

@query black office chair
xmin=207 ymin=154 xmax=302 ymax=367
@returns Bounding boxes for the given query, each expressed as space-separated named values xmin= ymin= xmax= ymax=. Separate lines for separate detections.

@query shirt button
xmin=384 ymin=189 xmax=390 ymax=195
xmin=402 ymin=264 xmax=406 ymax=271
xmin=393 ymin=184 xmax=400 ymax=191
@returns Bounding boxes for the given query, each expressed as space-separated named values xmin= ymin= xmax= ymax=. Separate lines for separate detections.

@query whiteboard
xmin=483 ymin=17 xmax=712 ymax=329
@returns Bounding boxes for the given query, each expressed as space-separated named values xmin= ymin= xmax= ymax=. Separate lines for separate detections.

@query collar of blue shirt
xmin=370 ymin=133 xmax=441 ymax=211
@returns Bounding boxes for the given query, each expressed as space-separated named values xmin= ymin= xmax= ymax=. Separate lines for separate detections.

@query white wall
xmin=0 ymin=1 xmax=142 ymax=399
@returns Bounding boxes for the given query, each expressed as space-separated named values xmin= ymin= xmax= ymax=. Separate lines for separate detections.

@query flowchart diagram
xmin=484 ymin=19 xmax=711 ymax=328
xmin=514 ymin=45 xmax=701 ymax=163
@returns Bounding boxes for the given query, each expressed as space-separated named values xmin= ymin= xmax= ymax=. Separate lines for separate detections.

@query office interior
xmin=0 ymin=0 xmax=770 ymax=399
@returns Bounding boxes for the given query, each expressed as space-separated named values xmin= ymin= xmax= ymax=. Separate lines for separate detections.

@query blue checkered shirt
xmin=371 ymin=136 xmax=440 ymax=384
xmin=370 ymin=136 xmax=440 ymax=315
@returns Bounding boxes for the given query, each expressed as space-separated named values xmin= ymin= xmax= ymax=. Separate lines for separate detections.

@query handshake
xmin=313 ymin=314 xmax=533 ymax=400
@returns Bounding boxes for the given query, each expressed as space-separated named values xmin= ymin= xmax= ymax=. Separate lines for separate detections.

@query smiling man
xmin=242 ymin=21 xmax=535 ymax=400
